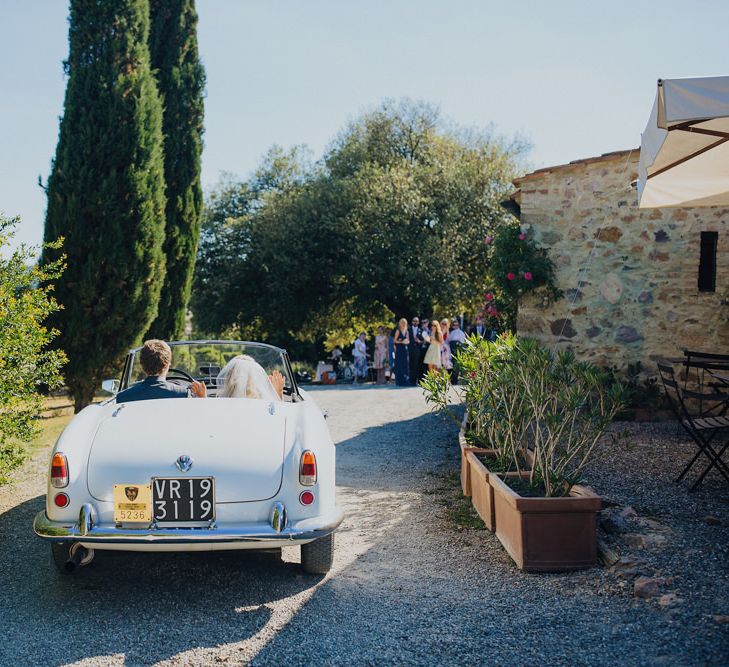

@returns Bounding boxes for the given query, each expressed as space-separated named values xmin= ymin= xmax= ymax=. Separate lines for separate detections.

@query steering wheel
xmin=166 ymin=367 xmax=196 ymax=384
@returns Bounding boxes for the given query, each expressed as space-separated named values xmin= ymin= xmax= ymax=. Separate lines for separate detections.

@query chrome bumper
xmin=34 ymin=503 xmax=344 ymax=545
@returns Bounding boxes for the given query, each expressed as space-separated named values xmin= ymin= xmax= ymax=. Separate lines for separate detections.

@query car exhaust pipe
xmin=64 ymin=545 xmax=94 ymax=574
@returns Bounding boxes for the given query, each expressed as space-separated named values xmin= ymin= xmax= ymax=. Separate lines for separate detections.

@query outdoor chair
xmin=657 ymin=361 xmax=729 ymax=491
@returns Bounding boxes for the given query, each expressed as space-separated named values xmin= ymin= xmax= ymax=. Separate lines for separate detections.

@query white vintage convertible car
xmin=33 ymin=341 xmax=343 ymax=575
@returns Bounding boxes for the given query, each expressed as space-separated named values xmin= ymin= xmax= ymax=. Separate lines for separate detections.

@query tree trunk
xmin=73 ymin=384 xmax=95 ymax=414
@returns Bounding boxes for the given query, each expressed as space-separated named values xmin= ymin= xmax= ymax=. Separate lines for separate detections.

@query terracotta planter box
xmin=466 ymin=450 xmax=497 ymax=530
xmin=467 ymin=450 xmax=531 ymax=531
xmin=489 ymin=472 xmax=601 ymax=572
xmin=458 ymin=414 xmax=491 ymax=497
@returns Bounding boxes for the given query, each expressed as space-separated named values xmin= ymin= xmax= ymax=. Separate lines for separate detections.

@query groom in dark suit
xmin=468 ymin=316 xmax=494 ymax=341
xmin=116 ymin=340 xmax=207 ymax=402
xmin=408 ymin=316 xmax=423 ymax=386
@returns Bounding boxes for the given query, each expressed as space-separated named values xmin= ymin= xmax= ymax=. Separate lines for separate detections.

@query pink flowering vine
xmin=519 ymin=233 xmax=526 ymax=240
xmin=507 ymin=272 xmax=515 ymax=281
xmin=485 ymin=292 xmax=494 ymax=301
xmin=524 ymin=271 xmax=533 ymax=281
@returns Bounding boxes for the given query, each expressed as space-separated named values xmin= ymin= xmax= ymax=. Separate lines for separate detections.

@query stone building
xmin=510 ymin=149 xmax=728 ymax=371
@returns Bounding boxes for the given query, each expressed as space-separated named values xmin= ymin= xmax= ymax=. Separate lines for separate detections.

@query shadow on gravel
xmin=0 ymin=495 xmax=320 ymax=666
xmin=253 ymin=413 xmax=729 ymax=666
xmin=333 ymin=409 xmax=460 ymax=491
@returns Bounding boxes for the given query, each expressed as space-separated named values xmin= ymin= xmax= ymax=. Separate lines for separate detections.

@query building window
xmin=698 ymin=231 xmax=718 ymax=292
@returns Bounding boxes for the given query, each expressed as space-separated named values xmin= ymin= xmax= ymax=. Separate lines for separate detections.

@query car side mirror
xmin=102 ymin=379 xmax=120 ymax=395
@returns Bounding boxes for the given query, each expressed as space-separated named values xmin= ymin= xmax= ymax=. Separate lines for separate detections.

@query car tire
xmin=300 ymin=532 xmax=334 ymax=574
xmin=51 ymin=541 xmax=72 ymax=574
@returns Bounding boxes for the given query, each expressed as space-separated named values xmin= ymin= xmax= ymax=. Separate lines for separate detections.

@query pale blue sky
xmin=1 ymin=0 xmax=728 ymax=250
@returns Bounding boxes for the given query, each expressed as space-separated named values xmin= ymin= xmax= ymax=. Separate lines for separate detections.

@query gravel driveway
xmin=0 ymin=386 xmax=726 ymax=666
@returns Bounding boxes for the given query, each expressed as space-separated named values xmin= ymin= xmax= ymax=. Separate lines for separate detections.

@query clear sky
xmin=1 ymin=0 xmax=728 ymax=250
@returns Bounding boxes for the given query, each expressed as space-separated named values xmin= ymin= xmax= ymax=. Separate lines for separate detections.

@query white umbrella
xmin=638 ymin=76 xmax=729 ymax=208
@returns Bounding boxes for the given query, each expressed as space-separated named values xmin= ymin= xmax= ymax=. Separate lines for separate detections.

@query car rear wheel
xmin=300 ymin=532 xmax=334 ymax=574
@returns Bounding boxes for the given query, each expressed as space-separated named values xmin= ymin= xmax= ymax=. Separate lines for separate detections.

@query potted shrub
xmin=460 ymin=335 xmax=541 ymax=529
xmin=423 ymin=337 xmax=507 ymax=508
xmin=424 ymin=336 xmax=529 ymax=528
xmin=485 ymin=339 xmax=624 ymax=571
xmin=423 ymin=335 xmax=624 ymax=570
xmin=422 ymin=367 xmax=490 ymax=497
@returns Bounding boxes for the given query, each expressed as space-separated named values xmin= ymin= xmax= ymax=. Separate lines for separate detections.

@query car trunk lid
xmin=87 ymin=398 xmax=286 ymax=503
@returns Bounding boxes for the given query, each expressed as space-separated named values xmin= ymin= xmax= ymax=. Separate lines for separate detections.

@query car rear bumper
xmin=33 ymin=503 xmax=344 ymax=546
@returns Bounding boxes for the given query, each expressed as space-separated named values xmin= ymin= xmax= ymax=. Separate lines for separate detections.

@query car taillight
xmin=54 ymin=493 xmax=69 ymax=508
xmin=299 ymin=490 xmax=314 ymax=505
xmin=299 ymin=450 xmax=317 ymax=486
xmin=51 ymin=452 xmax=69 ymax=488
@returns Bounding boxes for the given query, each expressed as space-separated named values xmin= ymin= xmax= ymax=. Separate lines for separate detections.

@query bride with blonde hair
xmin=216 ymin=355 xmax=285 ymax=400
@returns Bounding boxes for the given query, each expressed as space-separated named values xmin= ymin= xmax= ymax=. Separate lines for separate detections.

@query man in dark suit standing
xmin=408 ymin=316 xmax=423 ymax=386
xmin=116 ymin=340 xmax=207 ymax=402
xmin=468 ymin=316 xmax=494 ymax=341
xmin=418 ymin=318 xmax=432 ymax=381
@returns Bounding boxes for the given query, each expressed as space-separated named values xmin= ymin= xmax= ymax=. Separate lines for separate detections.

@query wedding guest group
xmin=341 ymin=314 xmax=491 ymax=386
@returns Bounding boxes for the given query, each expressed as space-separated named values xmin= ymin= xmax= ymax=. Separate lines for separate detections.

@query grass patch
xmin=0 ymin=396 xmax=75 ymax=485
xmin=432 ymin=469 xmax=485 ymax=531
xmin=31 ymin=406 xmax=74 ymax=454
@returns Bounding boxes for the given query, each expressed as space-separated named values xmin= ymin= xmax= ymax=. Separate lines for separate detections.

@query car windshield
xmin=124 ymin=341 xmax=295 ymax=397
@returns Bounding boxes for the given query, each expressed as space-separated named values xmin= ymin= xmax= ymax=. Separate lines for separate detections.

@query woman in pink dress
xmin=373 ymin=326 xmax=389 ymax=384
xmin=440 ymin=318 xmax=452 ymax=372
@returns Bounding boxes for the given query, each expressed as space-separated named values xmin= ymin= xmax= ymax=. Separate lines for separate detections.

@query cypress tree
xmin=146 ymin=0 xmax=205 ymax=340
xmin=44 ymin=0 xmax=167 ymax=412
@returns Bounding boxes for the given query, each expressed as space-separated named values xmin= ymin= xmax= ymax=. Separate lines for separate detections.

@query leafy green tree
xmin=192 ymin=101 xmax=526 ymax=358
xmin=0 ymin=215 xmax=66 ymax=483
xmin=43 ymin=0 xmax=167 ymax=411
xmin=146 ymin=0 xmax=206 ymax=339
xmin=193 ymin=177 xmax=258 ymax=337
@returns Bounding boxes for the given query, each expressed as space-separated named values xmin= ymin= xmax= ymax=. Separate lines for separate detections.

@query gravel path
xmin=0 ymin=386 xmax=727 ymax=666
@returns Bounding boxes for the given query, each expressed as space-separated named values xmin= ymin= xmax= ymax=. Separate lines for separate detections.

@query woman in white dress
xmin=423 ymin=320 xmax=443 ymax=371
xmin=352 ymin=332 xmax=368 ymax=383
xmin=217 ymin=355 xmax=285 ymax=400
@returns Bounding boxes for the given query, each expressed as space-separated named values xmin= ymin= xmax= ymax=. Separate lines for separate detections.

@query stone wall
xmin=514 ymin=150 xmax=729 ymax=372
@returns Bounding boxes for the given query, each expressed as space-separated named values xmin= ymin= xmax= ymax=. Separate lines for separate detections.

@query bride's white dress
xmin=216 ymin=356 xmax=280 ymax=401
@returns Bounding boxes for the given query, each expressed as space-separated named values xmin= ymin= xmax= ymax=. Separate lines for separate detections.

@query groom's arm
xmin=190 ymin=380 xmax=207 ymax=398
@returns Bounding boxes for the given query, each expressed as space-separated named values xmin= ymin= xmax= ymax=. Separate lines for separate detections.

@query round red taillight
xmin=54 ymin=493 xmax=69 ymax=508
xmin=299 ymin=491 xmax=315 ymax=506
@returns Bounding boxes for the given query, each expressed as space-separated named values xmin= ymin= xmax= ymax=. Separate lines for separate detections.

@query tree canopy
xmin=193 ymin=101 xmax=528 ymax=356
xmin=43 ymin=0 xmax=167 ymax=411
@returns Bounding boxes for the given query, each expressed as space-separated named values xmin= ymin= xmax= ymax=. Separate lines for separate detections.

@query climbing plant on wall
xmin=481 ymin=222 xmax=561 ymax=331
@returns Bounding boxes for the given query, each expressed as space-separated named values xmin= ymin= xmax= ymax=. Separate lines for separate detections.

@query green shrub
xmin=0 ymin=215 xmax=66 ymax=483
xmin=422 ymin=334 xmax=625 ymax=496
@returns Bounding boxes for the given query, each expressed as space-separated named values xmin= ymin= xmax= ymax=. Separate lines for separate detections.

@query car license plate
xmin=152 ymin=477 xmax=215 ymax=522
xmin=113 ymin=484 xmax=152 ymax=523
